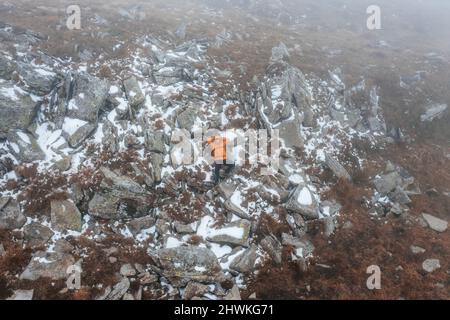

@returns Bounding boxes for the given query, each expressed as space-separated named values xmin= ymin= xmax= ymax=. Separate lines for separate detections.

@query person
xmin=207 ymin=134 xmax=235 ymax=184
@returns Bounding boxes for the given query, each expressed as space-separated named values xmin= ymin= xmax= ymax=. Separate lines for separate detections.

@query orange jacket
xmin=207 ymin=136 xmax=230 ymax=162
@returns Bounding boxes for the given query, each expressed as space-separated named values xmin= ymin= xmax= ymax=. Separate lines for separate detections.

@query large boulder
xmin=61 ymin=117 xmax=97 ymax=148
xmin=152 ymin=246 xmax=223 ymax=286
xmin=324 ymin=153 xmax=351 ymax=181
xmin=207 ymin=220 xmax=251 ymax=247
xmin=6 ymin=131 xmax=45 ymax=162
xmin=66 ymin=72 xmax=109 ymax=123
xmin=123 ymin=76 xmax=145 ymax=108
xmin=16 ymin=62 xmax=58 ymax=96
xmin=50 ymin=199 xmax=82 ymax=232
xmin=20 ymin=250 xmax=75 ymax=281
xmin=0 ymin=82 xmax=37 ymax=139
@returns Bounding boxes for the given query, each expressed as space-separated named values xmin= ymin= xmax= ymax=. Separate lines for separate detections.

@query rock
xmin=0 ymin=197 xmax=26 ymax=230
xmin=62 ymin=119 xmax=97 ymax=148
xmin=229 ymin=245 xmax=258 ymax=274
xmin=153 ymin=66 xmax=190 ymax=86
xmin=50 ymin=200 xmax=82 ymax=232
xmin=277 ymin=117 xmax=304 ymax=149
xmin=150 ymin=153 xmax=164 ymax=183
xmin=144 ymin=131 xmax=166 ymax=153
xmin=7 ymin=289 xmax=34 ymax=300
xmin=208 ymin=220 xmax=251 ymax=247
xmin=260 ymin=236 xmax=282 ymax=265
xmin=120 ymin=264 xmax=136 ymax=277
xmin=323 ymin=216 xmax=336 ymax=237
xmin=224 ymin=285 xmax=241 ymax=300
xmin=152 ymin=246 xmax=223 ymax=286
xmin=421 ymin=213 xmax=448 ymax=233
xmin=175 ymin=22 xmax=187 ymax=40
xmin=23 ymin=222 xmax=54 ymax=247
xmin=285 ymin=183 xmax=320 ymax=219
xmin=106 ymin=278 xmax=130 ymax=300
xmin=184 ymin=281 xmax=209 ymax=300
xmin=422 ymin=259 xmax=441 ymax=273
xmin=88 ymin=167 xmax=151 ymax=220
xmin=0 ymin=82 xmax=37 ymax=139
xmin=123 ymin=76 xmax=145 ymax=108
xmin=139 ymin=272 xmax=158 ymax=285
xmin=217 ymin=181 xmax=236 ymax=200
xmin=390 ymin=187 xmax=412 ymax=205
xmin=20 ymin=251 xmax=75 ymax=281
xmin=0 ymin=243 xmax=5 ymax=257
xmin=374 ymin=171 xmax=403 ymax=195
xmin=177 ymin=106 xmax=198 ymax=130
xmin=420 ymin=104 xmax=447 ymax=122
xmin=16 ymin=62 xmax=58 ymax=95
xmin=174 ymin=221 xmax=195 ymax=234
xmin=282 ymin=233 xmax=315 ymax=258
xmin=66 ymin=72 xmax=109 ymax=123
xmin=127 ymin=215 xmax=155 ymax=236
xmin=223 ymin=199 xmax=253 ymax=220
xmin=410 ymin=245 xmax=426 ymax=254
xmin=324 ymin=153 xmax=351 ymax=181
xmin=7 ymin=131 xmax=45 ymax=162
xmin=271 ymin=42 xmax=290 ymax=62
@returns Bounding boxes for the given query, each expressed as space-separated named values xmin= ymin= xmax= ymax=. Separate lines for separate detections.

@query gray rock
xmin=66 ymin=72 xmax=109 ymax=123
xmin=127 ymin=215 xmax=155 ymax=236
xmin=16 ymin=62 xmax=58 ymax=95
xmin=152 ymin=246 xmax=223 ymax=286
xmin=174 ymin=221 xmax=195 ymax=234
xmin=6 ymin=131 xmax=45 ymax=162
xmin=62 ymin=120 xmax=97 ymax=148
xmin=20 ymin=251 xmax=75 ymax=281
xmin=281 ymin=233 xmax=315 ymax=257
xmin=183 ymin=281 xmax=209 ymax=300
xmin=260 ymin=236 xmax=282 ymax=265
xmin=120 ymin=264 xmax=136 ymax=277
xmin=0 ymin=197 xmax=26 ymax=230
xmin=324 ymin=153 xmax=351 ymax=181
xmin=177 ymin=107 xmax=198 ymax=130
xmin=285 ymin=183 xmax=320 ymax=219
xmin=217 ymin=181 xmax=236 ymax=200
xmin=207 ymin=220 xmax=251 ymax=247
xmin=374 ymin=171 xmax=403 ymax=195
xmin=224 ymin=285 xmax=241 ymax=300
xmin=0 ymin=82 xmax=37 ymax=139
xmin=271 ymin=42 xmax=290 ymax=62
xmin=229 ymin=245 xmax=258 ymax=274
xmin=7 ymin=289 xmax=34 ymax=300
xmin=223 ymin=199 xmax=253 ymax=220
xmin=150 ymin=153 xmax=164 ymax=183
xmin=421 ymin=213 xmax=448 ymax=233
xmin=123 ymin=76 xmax=145 ymax=109
xmin=145 ymin=131 xmax=166 ymax=153
xmin=277 ymin=117 xmax=304 ymax=149
xmin=23 ymin=222 xmax=54 ymax=247
xmin=410 ymin=245 xmax=426 ymax=254
xmin=0 ymin=243 xmax=5 ymax=257
xmin=106 ymin=278 xmax=130 ymax=300
xmin=50 ymin=200 xmax=82 ymax=232
xmin=420 ymin=104 xmax=447 ymax=122
xmin=153 ymin=66 xmax=189 ymax=86
xmin=422 ymin=259 xmax=441 ymax=273
xmin=0 ymin=55 xmax=16 ymax=80
xmin=390 ymin=187 xmax=412 ymax=205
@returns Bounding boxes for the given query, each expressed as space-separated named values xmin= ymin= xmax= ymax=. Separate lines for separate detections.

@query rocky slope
xmin=0 ymin=0 xmax=449 ymax=300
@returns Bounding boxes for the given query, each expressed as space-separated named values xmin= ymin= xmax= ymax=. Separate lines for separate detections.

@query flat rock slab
xmin=422 ymin=213 xmax=448 ymax=233
xmin=422 ymin=259 xmax=441 ymax=273
xmin=51 ymin=199 xmax=82 ymax=232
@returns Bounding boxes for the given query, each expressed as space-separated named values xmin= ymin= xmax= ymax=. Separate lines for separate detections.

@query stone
xmin=422 ymin=259 xmax=441 ymax=273
xmin=106 ymin=278 xmax=130 ymax=300
xmin=410 ymin=245 xmax=426 ymax=255
xmin=420 ymin=104 xmax=447 ymax=122
xmin=271 ymin=42 xmax=290 ymax=62
xmin=282 ymin=233 xmax=315 ymax=258
xmin=224 ymin=285 xmax=241 ymax=300
xmin=120 ymin=264 xmax=137 ymax=277
xmin=123 ymin=76 xmax=145 ymax=108
xmin=153 ymin=66 xmax=189 ymax=86
xmin=0 ymin=82 xmax=37 ymax=139
xmin=151 ymin=246 xmax=223 ymax=286
xmin=127 ymin=215 xmax=155 ymax=236
xmin=0 ymin=243 xmax=5 ymax=257
xmin=285 ymin=183 xmax=320 ymax=219
xmin=0 ymin=54 xmax=16 ymax=80
xmin=20 ymin=251 xmax=75 ymax=281
xmin=324 ymin=153 xmax=351 ymax=181
xmin=223 ymin=199 xmax=253 ymax=220
xmin=145 ymin=131 xmax=166 ymax=153
xmin=66 ymin=72 xmax=109 ymax=123
xmin=207 ymin=220 xmax=251 ymax=247
xmin=23 ymin=222 xmax=54 ymax=247
xmin=277 ymin=118 xmax=303 ymax=149
xmin=16 ymin=62 xmax=58 ymax=96
xmin=0 ymin=197 xmax=26 ymax=230
xmin=260 ymin=236 xmax=282 ymax=265
xmin=50 ymin=199 xmax=82 ymax=232
xmin=390 ymin=187 xmax=412 ymax=205
xmin=177 ymin=106 xmax=198 ymax=130
xmin=6 ymin=131 xmax=45 ymax=162
xmin=374 ymin=171 xmax=403 ymax=195
xmin=421 ymin=213 xmax=448 ymax=233
xmin=7 ymin=289 xmax=34 ymax=300
xmin=184 ymin=281 xmax=209 ymax=300
xmin=62 ymin=120 xmax=97 ymax=148
xmin=174 ymin=221 xmax=195 ymax=234
xmin=229 ymin=245 xmax=258 ymax=274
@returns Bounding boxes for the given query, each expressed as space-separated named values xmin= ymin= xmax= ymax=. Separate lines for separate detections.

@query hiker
xmin=207 ymin=134 xmax=235 ymax=184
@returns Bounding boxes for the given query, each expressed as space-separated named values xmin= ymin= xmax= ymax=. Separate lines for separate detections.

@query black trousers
xmin=214 ymin=163 xmax=235 ymax=184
